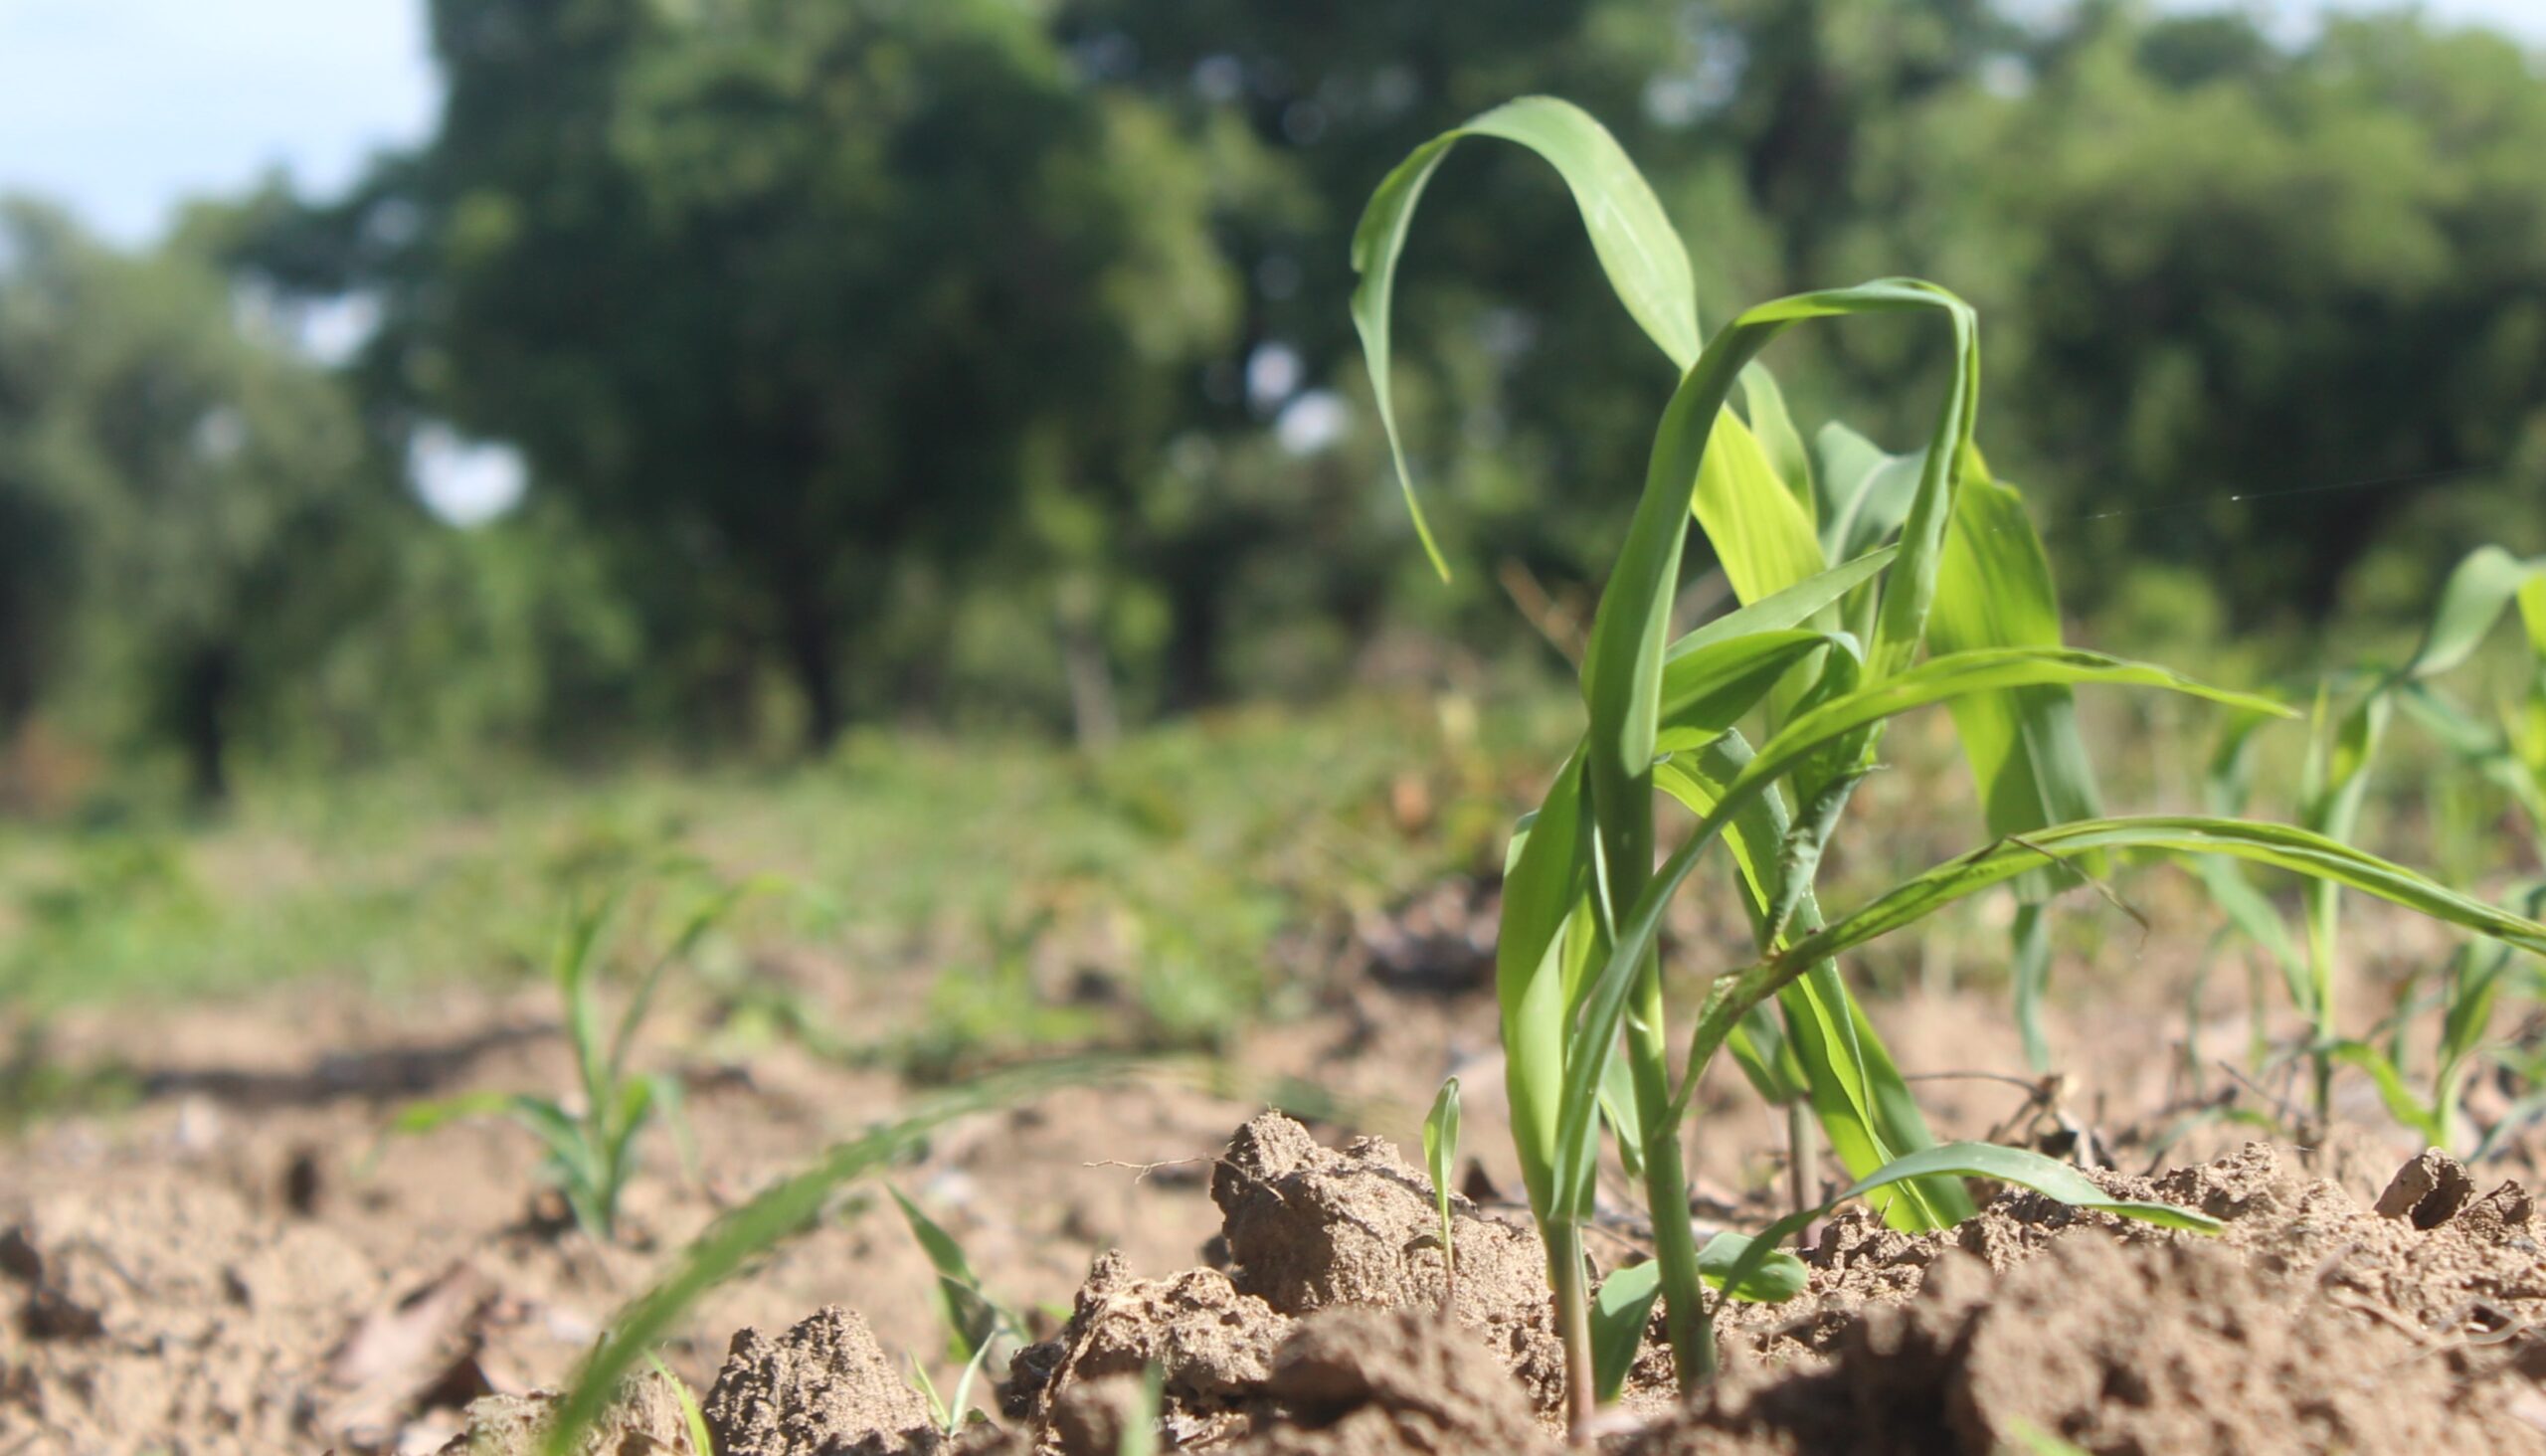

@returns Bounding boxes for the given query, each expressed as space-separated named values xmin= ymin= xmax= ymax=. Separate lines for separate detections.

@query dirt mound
xmin=1227 ymin=1308 xmax=1558 ymax=1455
xmin=1637 ymin=1144 xmax=2546 ymax=1454
xmin=1000 ymin=1249 xmax=1293 ymax=1448
xmin=1207 ymin=1111 xmax=1566 ymax=1407
xmin=705 ymin=1305 xmax=942 ymax=1456
xmin=827 ymin=1130 xmax=2546 ymax=1455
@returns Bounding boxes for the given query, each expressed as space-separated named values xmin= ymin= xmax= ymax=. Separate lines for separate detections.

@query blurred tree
xmin=249 ymin=0 xmax=1235 ymax=748
xmin=0 ymin=201 xmax=394 ymax=803
xmin=1815 ymin=7 xmax=2546 ymax=622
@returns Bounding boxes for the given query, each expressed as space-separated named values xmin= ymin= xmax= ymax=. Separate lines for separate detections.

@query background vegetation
xmin=4 ymin=0 xmax=2545 ymax=812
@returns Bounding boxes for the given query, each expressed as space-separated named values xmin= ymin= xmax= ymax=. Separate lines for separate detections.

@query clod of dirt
xmin=1001 ymin=1249 xmax=1293 ymax=1450
xmin=704 ymin=1305 xmax=940 ymax=1456
xmin=1634 ymin=1143 xmax=2546 ymax=1454
xmin=433 ymin=1368 xmax=698 ymax=1455
xmin=1040 ymin=1372 xmax=1148 ymax=1455
xmin=1207 ymin=1112 xmax=1564 ymax=1407
xmin=1229 ymin=1308 xmax=1560 ymax=1455
xmin=2375 ymin=1146 xmax=2477 ymax=1228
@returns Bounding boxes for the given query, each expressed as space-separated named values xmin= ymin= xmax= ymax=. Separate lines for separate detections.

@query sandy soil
xmin=1 ymin=880 xmax=2540 ymax=1454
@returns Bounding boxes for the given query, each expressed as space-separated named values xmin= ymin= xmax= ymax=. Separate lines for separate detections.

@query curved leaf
xmin=1777 ymin=816 xmax=2546 ymax=973
xmin=542 ymin=1061 xmax=1121 ymax=1455
xmin=2403 ymin=545 xmax=2546 ymax=680
xmin=1559 ymin=649 xmax=2283 ymax=1204
xmin=1349 ymin=95 xmax=1698 ymax=576
xmin=1589 ymin=1234 xmax=1809 ymax=1402
xmin=1716 ymin=1139 xmax=2221 ymax=1307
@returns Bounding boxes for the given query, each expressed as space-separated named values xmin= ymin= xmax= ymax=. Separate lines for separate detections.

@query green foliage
xmin=256 ymin=0 xmax=1235 ymax=748
xmin=0 ymin=201 xmax=398 ymax=801
xmin=1421 ymin=1075 xmax=1461 ymax=1309
xmin=1361 ymin=93 xmax=2546 ymax=1423
xmin=2194 ymin=546 xmax=2546 ymax=1134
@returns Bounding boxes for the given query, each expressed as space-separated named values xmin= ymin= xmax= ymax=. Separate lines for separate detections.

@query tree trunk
xmin=176 ymin=645 xmax=234 ymax=806
xmin=1057 ymin=583 xmax=1118 ymax=753
xmin=776 ymin=586 xmax=843 ymax=751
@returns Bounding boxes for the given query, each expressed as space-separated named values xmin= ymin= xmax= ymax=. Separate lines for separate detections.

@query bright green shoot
xmin=2202 ymin=546 xmax=2546 ymax=1128
xmin=1422 ymin=1075 xmax=1461 ymax=1314
xmin=1353 ymin=95 xmax=2546 ymax=1430
xmin=892 ymin=1184 xmax=1029 ymax=1436
xmin=388 ymin=878 xmax=750 ymax=1243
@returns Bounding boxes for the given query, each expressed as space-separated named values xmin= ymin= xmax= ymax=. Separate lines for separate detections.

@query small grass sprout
xmin=892 ymin=1184 xmax=1028 ymax=1436
xmin=1354 ymin=95 xmax=2546 ymax=1432
xmin=1422 ymin=1074 xmax=1461 ymax=1314
xmin=644 ymin=1352 xmax=716 ymax=1455
xmin=387 ymin=876 xmax=752 ymax=1242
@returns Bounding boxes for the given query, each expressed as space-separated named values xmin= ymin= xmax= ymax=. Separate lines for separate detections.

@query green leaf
xmin=645 ymin=1353 xmax=716 ymax=1456
xmin=1726 ymin=1001 xmax=1802 ymax=1104
xmin=2010 ymin=902 xmax=2054 ymax=1074
xmin=1821 ymin=437 xmax=1926 ymax=567
xmin=892 ymin=1186 xmax=1001 ymax=1363
xmin=1695 ymin=409 xmax=1828 ymax=606
xmin=1349 ymin=95 xmax=1699 ymax=578
xmin=1588 ymin=1261 xmax=1660 ymax=1404
xmin=2006 ymin=1417 xmax=2096 ymax=1456
xmin=2326 ymin=1040 xmax=2445 ymax=1145
xmin=1776 ymin=816 xmax=2546 ymax=972
xmin=1716 ymin=1139 xmax=2222 ymax=1305
xmin=1493 ymin=753 xmax=1589 ymax=1216
xmin=1563 ymin=649 xmax=2286 ymax=1196
xmin=1582 ymin=282 xmax=1983 ymax=799
xmin=1587 ymin=1237 xmax=1809 ymax=1404
xmin=1667 ymin=546 xmax=1895 ymax=659
xmin=541 ymin=1060 xmax=1119 ymax=1456
xmin=1738 ymin=362 xmax=1815 ymax=522
xmin=1697 ymin=1229 xmax=1809 ymax=1302
xmin=1117 ymin=1365 xmax=1164 ymax=1456
xmin=1928 ymin=471 xmax=2103 ymax=895
xmin=1596 ymin=1052 xmax=1645 ymax=1181
xmin=2402 ymin=546 xmax=2546 ymax=680
xmin=1423 ymin=1075 xmax=1462 ymax=1265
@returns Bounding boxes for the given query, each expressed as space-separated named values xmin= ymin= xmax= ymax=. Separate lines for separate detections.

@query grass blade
xmin=540 ymin=1060 xmax=1120 ymax=1455
xmin=1776 ymin=816 xmax=2546 ymax=972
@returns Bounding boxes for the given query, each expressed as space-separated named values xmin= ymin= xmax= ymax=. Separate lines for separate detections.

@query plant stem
xmin=1627 ymin=968 xmax=1716 ymax=1387
xmin=1546 ymin=1220 xmax=1596 ymax=1443
xmin=1786 ymin=1096 xmax=1815 ymax=1227
xmin=1592 ymin=761 xmax=1717 ymax=1390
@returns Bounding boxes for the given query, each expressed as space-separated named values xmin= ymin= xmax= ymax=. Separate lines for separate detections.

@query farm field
xmin=11 ymin=7 xmax=2546 ymax=1454
xmin=4 ymin=680 xmax=2543 ymax=1453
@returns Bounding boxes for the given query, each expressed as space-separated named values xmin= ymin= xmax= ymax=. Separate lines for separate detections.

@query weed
xmin=1353 ymin=94 xmax=2546 ymax=1428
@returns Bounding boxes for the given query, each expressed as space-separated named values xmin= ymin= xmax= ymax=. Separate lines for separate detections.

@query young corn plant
xmin=540 ymin=1058 xmax=1122 ymax=1456
xmin=1354 ymin=96 xmax=2546 ymax=1431
xmin=1422 ymin=1075 xmax=1461 ymax=1314
xmin=893 ymin=1185 xmax=1030 ymax=1437
xmin=2199 ymin=545 xmax=2546 ymax=1130
xmin=389 ymin=879 xmax=749 ymax=1242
